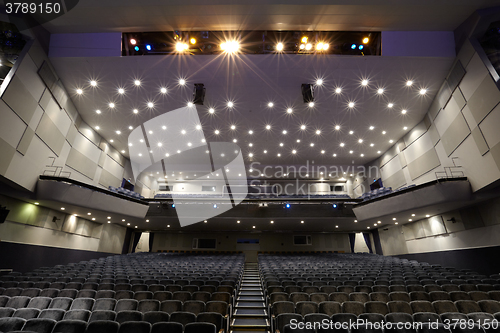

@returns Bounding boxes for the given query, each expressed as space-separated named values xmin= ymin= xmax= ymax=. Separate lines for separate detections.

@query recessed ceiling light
xmin=395 ymin=222 xmax=399 ymax=225
xmin=252 ymin=225 xmax=256 ymax=229
xmin=227 ymin=101 xmax=234 ymax=108
xmin=419 ymin=88 xmax=427 ymax=95
xmin=92 ymin=218 xmax=96 ymax=221
xmin=301 ymin=220 xmax=304 ymax=224
xmin=109 ymin=103 xmax=115 ymax=108
xmin=358 ymin=139 xmax=363 ymax=143
xmin=90 ymin=80 xmax=97 ymax=87
xmin=297 ymin=139 xmax=301 ymax=143
xmin=233 ymin=139 xmax=237 ymax=143
xmin=266 ymin=125 xmax=271 ymax=130
xmin=377 ymin=88 xmax=384 ymax=94
xmin=426 ymin=215 xmax=430 ymax=217
xmin=310 ymin=143 xmax=314 ymax=147
xmin=268 ymin=102 xmax=274 ymax=107
xmin=370 ymin=143 xmax=374 ymax=147
xmin=209 ymin=108 xmax=215 ymax=114
xmin=146 ymin=219 xmax=149 ymax=222
xmin=388 ymin=103 xmax=394 ymax=108
xmin=315 ymin=130 xmax=321 ymax=135
xmin=128 ymin=126 xmax=133 ymax=130
xmin=349 ymin=150 xmax=353 ymax=154
xmin=360 ymin=153 xmax=364 ymax=157
xmin=377 ymin=151 xmax=381 ymax=154
xmin=401 ymin=109 xmax=407 ymax=114
xmin=133 ymin=109 xmax=138 ymax=114
xmin=321 ymin=150 xmax=325 ymax=154
xmin=270 ymin=220 xmax=274 ymax=224
xmin=134 ymin=80 xmax=141 ymax=86
xmin=292 ymin=150 xmax=297 ymax=154
xmin=115 ymin=130 xmax=121 ymax=135
xmin=403 ymin=126 xmax=408 ymax=130
xmin=382 ymin=131 xmax=386 ymax=135
xmin=308 ymin=102 xmax=314 ymax=107
xmin=121 ymin=150 xmax=125 ymax=153
xmin=157 ymin=142 xmax=163 ymax=147
xmin=361 ymin=79 xmax=369 ymax=86
xmin=95 ymin=126 xmax=100 ymax=130
xmin=237 ymin=220 xmax=240 ymax=223
xmin=406 ymin=80 xmax=413 ymax=86
xmin=316 ymin=79 xmax=323 ymax=85
xmin=349 ymin=131 xmax=354 ymax=135
xmin=95 ymin=110 xmax=101 ymax=114
xmin=76 ymin=89 xmax=83 ymax=95
xmin=389 ymin=140 xmax=394 ymax=143
xmin=348 ymin=102 xmax=355 ymax=108
xmin=165 ymin=153 xmax=170 ymax=157
xmin=214 ymin=130 xmax=220 ymax=135
xmin=340 ymin=143 xmax=345 ymax=147
xmin=230 ymin=125 xmax=236 ymax=130
xmin=118 ymin=88 xmax=125 ymax=94
xmin=147 ymin=102 xmax=154 ymax=108
xmin=60 ymin=207 xmax=65 ymax=210
xmin=286 ymin=108 xmax=293 ymax=114
xmin=249 ymin=143 xmax=253 ymax=147
xmin=149 ymin=130 xmax=153 ymax=134
xmin=369 ymin=126 xmax=374 ymax=130
xmin=412 ymin=214 xmax=416 ymax=216
xmin=248 ymin=130 xmax=253 ymax=135
xmin=282 ymin=130 xmax=287 ymax=134
xmin=248 ymin=153 xmax=254 ymax=157
xmin=187 ymin=102 xmax=194 ymax=107
xmin=160 ymin=87 xmax=167 ymax=94
xmin=409 ymin=219 xmax=413 ymax=221
xmin=335 ymin=125 xmax=340 ymax=130
xmin=280 ymin=143 xmax=284 ymax=147
xmin=335 ymin=87 xmax=342 ymax=94
xmin=277 ymin=153 xmax=281 ymax=157
xmin=167 ymin=225 xmax=170 ymax=228
xmin=367 ymin=227 xmax=370 ymax=229
xmin=179 ymin=79 xmax=186 ymax=85
xmin=263 ymin=150 xmax=267 ymax=153
xmin=333 ymin=153 xmax=337 ymax=157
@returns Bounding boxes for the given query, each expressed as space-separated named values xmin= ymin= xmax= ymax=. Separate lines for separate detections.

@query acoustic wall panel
xmin=437 ymin=81 xmax=453 ymax=110
xmin=42 ymin=97 xmax=71 ymax=137
xmin=467 ymin=75 xmax=500 ymax=124
xmin=1 ymin=75 xmax=38 ymax=124
xmin=441 ymin=113 xmax=470 ymax=156
xmin=403 ymin=132 xmax=434 ymax=164
xmin=428 ymin=97 xmax=442 ymax=120
xmin=456 ymin=40 xmax=475 ymax=68
xmin=471 ymin=127 xmax=489 ymax=156
xmin=98 ymin=168 xmax=121 ymax=188
xmin=51 ymin=80 xmax=69 ymax=108
xmin=65 ymin=125 xmax=78 ymax=146
xmin=479 ymin=104 xmax=500 ymax=148
xmin=15 ymin=55 xmax=46 ymax=102
xmin=76 ymin=120 xmax=101 ymax=147
xmin=446 ymin=60 xmax=466 ymax=92
xmin=102 ymin=155 xmax=123 ymax=179
xmin=422 ymin=216 xmax=447 ymax=237
xmin=428 ymin=124 xmax=440 ymax=146
xmin=459 ymin=53 xmax=489 ymax=100
xmin=0 ymin=138 xmax=16 ymax=175
xmin=383 ymin=170 xmax=406 ymax=190
xmin=452 ymin=87 xmax=466 ymax=111
xmin=28 ymin=106 xmax=44 ymax=131
xmin=379 ymin=144 xmax=399 ymax=168
xmin=435 ymin=97 xmax=462 ymax=136
xmin=65 ymin=147 xmax=98 ymax=179
xmin=37 ymin=61 xmax=58 ymax=90
xmin=490 ymin=142 xmax=500 ymax=171
xmin=72 ymin=134 xmax=101 ymax=164
xmin=17 ymin=128 xmax=35 ymax=156
xmin=407 ymin=148 xmax=441 ymax=180
xmin=404 ymin=120 xmax=428 ymax=147
xmin=0 ymin=100 xmax=27 ymax=149
xmin=35 ymin=114 xmax=66 ymax=156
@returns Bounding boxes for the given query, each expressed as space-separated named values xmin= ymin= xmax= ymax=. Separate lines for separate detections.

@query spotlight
xmin=221 ymin=40 xmax=240 ymax=53
xmin=351 ymin=44 xmax=357 ymax=49
xmin=301 ymin=36 xmax=308 ymax=43
xmin=363 ymin=37 xmax=369 ymax=44
xmin=359 ymin=45 xmax=364 ymax=50
xmin=276 ymin=42 xmax=284 ymax=51
xmin=134 ymin=46 xmax=139 ymax=51
xmin=130 ymin=39 xmax=137 ymax=45
xmin=305 ymin=43 xmax=312 ymax=50
xmin=323 ymin=43 xmax=329 ymax=50
xmin=299 ymin=44 xmax=305 ymax=50
xmin=213 ymin=204 xmax=217 ymax=208
xmin=193 ymin=83 xmax=205 ymax=105
xmin=285 ymin=203 xmax=291 ymax=208
xmin=146 ymin=44 xmax=152 ymax=51
xmin=316 ymin=42 xmax=324 ymax=51
xmin=301 ymin=84 xmax=314 ymax=103
xmin=333 ymin=204 xmax=337 ymax=208
xmin=190 ymin=38 xmax=196 ymax=44
xmin=172 ymin=204 xmax=175 ymax=208
xmin=176 ymin=42 xmax=188 ymax=51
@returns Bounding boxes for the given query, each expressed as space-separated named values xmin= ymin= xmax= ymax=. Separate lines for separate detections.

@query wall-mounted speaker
xmin=301 ymin=84 xmax=314 ymax=103
xmin=0 ymin=206 xmax=10 ymax=224
xmin=193 ymin=83 xmax=206 ymax=105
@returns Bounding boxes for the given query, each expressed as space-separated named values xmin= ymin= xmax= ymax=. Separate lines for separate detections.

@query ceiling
xmin=51 ymin=54 xmax=453 ymax=180
xmin=41 ymin=0 xmax=500 ymax=33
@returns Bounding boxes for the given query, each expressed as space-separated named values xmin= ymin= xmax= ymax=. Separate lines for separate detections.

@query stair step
xmin=234 ymin=308 xmax=268 ymax=317
xmin=239 ymin=291 xmax=263 ymax=296
xmin=240 ymin=288 xmax=262 ymax=292
xmin=230 ymin=331 xmax=269 ymax=333
xmin=241 ymin=284 xmax=261 ymax=287
xmin=231 ymin=318 xmax=269 ymax=328
xmin=238 ymin=296 xmax=265 ymax=301
xmin=235 ymin=301 xmax=266 ymax=308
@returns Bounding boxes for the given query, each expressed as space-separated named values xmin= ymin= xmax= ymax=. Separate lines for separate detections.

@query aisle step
xmin=233 ymin=308 xmax=267 ymax=317
xmin=235 ymin=301 xmax=266 ymax=308
xmin=231 ymin=318 xmax=269 ymax=328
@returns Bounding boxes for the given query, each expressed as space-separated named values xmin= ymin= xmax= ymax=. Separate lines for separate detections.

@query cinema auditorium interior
xmin=2 ymin=1 xmax=500 ymax=333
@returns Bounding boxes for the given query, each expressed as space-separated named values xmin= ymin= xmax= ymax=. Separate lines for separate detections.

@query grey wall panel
xmin=28 ymin=41 xmax=49 ymax=69
xmin=42 ymin=97 xmax=71 ymax=137
xmin=471 ymin=127 xmax=489 ymax=156
xmin=39 ymin=89 xmax=52 ymax=111
xmin=107 ymin=146 xmax=125 ymax=167
xmin=76 ymin=121 xmax=101 ymax=147
xmin=467 ymin=75 xmax=500 ymax=124
xmin=379 ymin=144 xmax=399 ymax=168
xmin=2 ymin=75 xmax=38 ymax=124
xmin=397 ymin=139 xmax=406 ymax=152
xmin=0 ymin=100 xmax=27 ymax=149
xmin=66 ymin=125 xmax=78 ymax=146
xmin=404 ymin=120 xmax=428 ymax=147
xmin=98 ymin=168 xmax=121 ymax=188
xmin=423 ymin=114 xmax=432 ymax=129
xmin=452 ymin=87 xmax=466 ymax=111
xmin=446 ymin=60 xmax=466 ymax=92
xmin=478 ymin=104 xmax=500 ymax=148
xmin=459 ymin=53 xmax=489 ymax=100
xmin=35 ymin=114 xmax=66 ymax=156
xmin=441 ymin=113 xmax=470 ymax=156
xmin=98 ymin=151 xmax=106 ymax=167
xmin=17 ymin=128 xmax=35 ymax=156
xmin=428 ymin=97 xmax=442 ymax=120
xmin=457 ymin=40 xmax=475 ymax=68
xmin=407 ymin=148 xmax=441 ymax=180
xmin=461 ymin=105 xmax=477 ymax=130
xmin=63 ymin=98 xmax=79 ymax=122
xmin=437 ymin=81 xmax=453 ymax=110
xmin=51 ymin=80 xmax=68 ymax=108
xmin=15 ymin=55 xmax=46 ymax=102
xmin=490 ymin=142 xmax=500 ymax=171
xmin=399 ymin=152 xmax=407 ymax=168
xmin=428 ymin=124 xmax=440 ymax=146
xmin=97 ymin=224 xmax=126 ymax=254
xmin=37 ymin=62 xmax=57 ymax=90
xmin=66 ymin=147 xmax=97 ymax=179
xmin=384 ymin=169 xmax=406 ymax=190
xmin=0 ymin=138 xmax=16 ymax=175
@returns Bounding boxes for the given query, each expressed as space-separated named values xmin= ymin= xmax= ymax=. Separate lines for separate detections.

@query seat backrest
xmin=197 ymin=312 xmax=223 ymax=332
xmin=138 ymin=299 xmax=161 ymax=313
xmin=23 ymin=318 xmax=57 ymax=333
xmin=116 ymin=310 xmax=143 ymax=324
xmin=143 ymin=311 xmax=170 ymax=325
xmin=70 ymin=297 xmax=95 ymax=311
xmin=89 ymin=310 xmax=117 ymax=323
xmin=170 ymin=311 xmax=197 ymax=327
xmin=118 ymin=321 xmax=152 ymax=333
xmin=115 ymin=299 xmax=138 ymax=312
xmin=160 ymin=300 xmax=183 ymax=314
xmin=38 ymin=308 xmax=66 ymax=321
xmin=12 ymin=308 xmax=41 ymax=320
xmin=0 ymin=317 xmax=27 ymax=332
xmin=151 ymin=322 xmax=183 ymax=333
xmin=86 ymin=320 xmax=120 ymax=333
xmin=63 ymin=309 xmax=91 ymax=322
xmin=49 ymin=297 xmax=73 ymax=311
xmin=52 ymin=319 xmax=87 ymax=333
xmin=184 ymin=322 xmax=217 ymax=333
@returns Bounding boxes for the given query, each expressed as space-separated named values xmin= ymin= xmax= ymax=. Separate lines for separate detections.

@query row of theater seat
xmin=0 ymin=317 xmax=217 ymax=333
xmin=153 ymin=193 xmax=352 ymax=199
xmin=108 ymin=186 xmax=145 ymax=200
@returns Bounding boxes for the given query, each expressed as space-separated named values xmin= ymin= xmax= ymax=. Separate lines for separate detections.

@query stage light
xmin=134 ymin=46 xmax=139 ymax=51
xmin=190 ymin=38 xmax=196 ymax=44
xmin=146 ymin=44 xmax=152 ymax=51
xmin=176 ymin=42 xmax=188 ymax=51
xmin=221 ymin=40 xmax=240 ymax=53
xmin=316 ymin=42 xmax=324 ymax=51
xmin=305 ymin=43 xmax=312 ymax=50
xmin=172 ymin=204 xmax=175 ymax=208
xmin=276 ymin=42 xmax=284 ymax=51
xmin=323 ymin=43 xmax=329 ymax=50
xmin=286 ymin=203 xmax=291 ymax=208
xmin=130 ymin=38 xmax=137 ymax=45
xmin=351 ymin=44 xmax=357 ymax=49
xmin=333 ymin=204 xmax=337 ymax=208
xmin=363 ymin=37 xmax=369 ymax=44
xmin=359 ymin=45 xmax=364 ymax=50
xmin=299 ymin=44 xmax=305 ymax=50
xmin=301 ymin=36 xmax=308 ymax=43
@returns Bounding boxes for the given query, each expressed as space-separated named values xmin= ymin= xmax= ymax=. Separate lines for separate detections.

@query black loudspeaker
xmin=193 ymin=83 xmax=206 ymax=105
xmin=301 ymin=83 xmax=314 ymax=103
xmin=0 ymin=207 xmax=10 ymax=224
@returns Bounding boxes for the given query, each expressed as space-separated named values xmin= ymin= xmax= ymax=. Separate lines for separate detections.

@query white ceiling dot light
xmin=335 ymin=125 xmax=340 ymax=130
xmin=310 ymin=143 xmax=315 ymax=147
xmin=110 ymin=139 xmax=114 ymax=143
xmin=292 ymin=150 xmax=297 ymax=154
xmin=389 ymin=139 xmax=394 ymax=143
xmin=335 ymin=87 xmax=342 ymax=94
xmin=276 ymin=43 xmax=284 ymax=51
xmin=401 ymin=109 xmax=407 ymax=114
xmin=249 ymin=143 xmax=253 ymax=147
xmin=179 ymin=79 xmax=186 ymax=85
xmin=348 ymin=102 xmax=355 ymax=108
xmin=90 ymin=80 xmax=97 ymax=87
xmin=358 ymin=139 xmax=363 ymax=143
xmin=121 ymin=150 xmax=125 ymax=153
xmin=296 ymin=139 xmax=301 ymax=143
xmin=248 ymin=130 xmax=253 ymax=135
xmin=109 ymin=103 xmax=115 ymax=108
xmin=361 ymin=79 xmax=369 ymax=86
xmin=369 ymin=126 xmax=374 ymax=130
xmin=277 ymin=153 xmax=281 ymax=157
xmin=134 ymin=80 xmax=141 ymax=86
xmin=340 ymin=143 xmax=345 ymax=147
xmin=233 ymin=139 xmax=237 ymax=143
xmin=181 ymin=129 xmax=186 ymax=134
xmin=209 ymin=108 xmax=215 ymax=114
xmin=360 ymin=153 xmax=365 ymax=157
xmin=377 ymin=150 xmax=381 ymax=154
xmin=118 ymin=88 xmax=125 ymax=94
xmin=128 ymin=126 xmax=133 ymax=130
xmin=266 ymin=125 xmax=271 ymax=130
xmin=419 ymin=88 xmax=427 ymax=95
xmin=388 ymin=103 xmax=394 ymax=108
xmin=321 ymin=150 xmax=325 ymax=154
xmin=248 ymin=153 xmax=254 ymax=157
xmin=349 ymin=130 xmax=354 ymax=135
xmin=316 ymin=79 xmax=323 ymax=85
xmin=377 ymin=88 xmax=384 ymax=94
xmin=133 ymin=109 xmax=138 ymax=114
xmin=280 ymin=143 xmax=284 ymax=147
xmin=404 ymin=126 xmax=408 ymax=130
xmin=227 ymin=101 xmax=234 ymax=108
xmin=195 ymin=125 xmax=201 ymax=130
xmin=160 ymin=87 xmax=167 ymax=94
xmin=382 ymin=131 xmax=387 ymax=135
xmin=308 ymin=102 xmax=315 ymax=107
xmin=76 ymin=88 xmax=83 ymax=95
xmin=370 ymin=143 xmax=374 ymax=147
xmin=115 ymin=130 xmax=121 ymax=135
xmin=286 ymin=108 xmax=293 ymax=114
xmin=406 ymin=80 xmax=413 ymax=86
xmin=315 ymin=130 xmax=321 ymax=135
xmin=300 ymin=125 xmax=306 ymax=130
xmin=349 ymin=150 xmax=353 ymax=154
xmin=282 ymin=130 xmax=287 ymax=134
xmin=264 ymin=150 xmax=267 ymax=153
xmin=268 ymin=102 xmax=274 ymax=107
xmin=147 ymin=102 xmax=154 ymax=108
xmin=214 ymin=130 xmax=220 ymax=135
xmin=95 ymin=110 xmax=101 ymax=114
xmin=157 ymin=142 xmax=162 ymax=147
xmin=187 ymin=102 xmax=193 ymax=107
xmin=333 ymin=153 xmax=337 ymax=157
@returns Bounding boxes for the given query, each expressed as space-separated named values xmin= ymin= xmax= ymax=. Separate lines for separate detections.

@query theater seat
xmin=118 ymin=321 xmax=152 ymax=333
xmin=52 ymin=319 xmax=87 ymax=333
xmin=86 ymin=320 xmax=120 ymax=333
